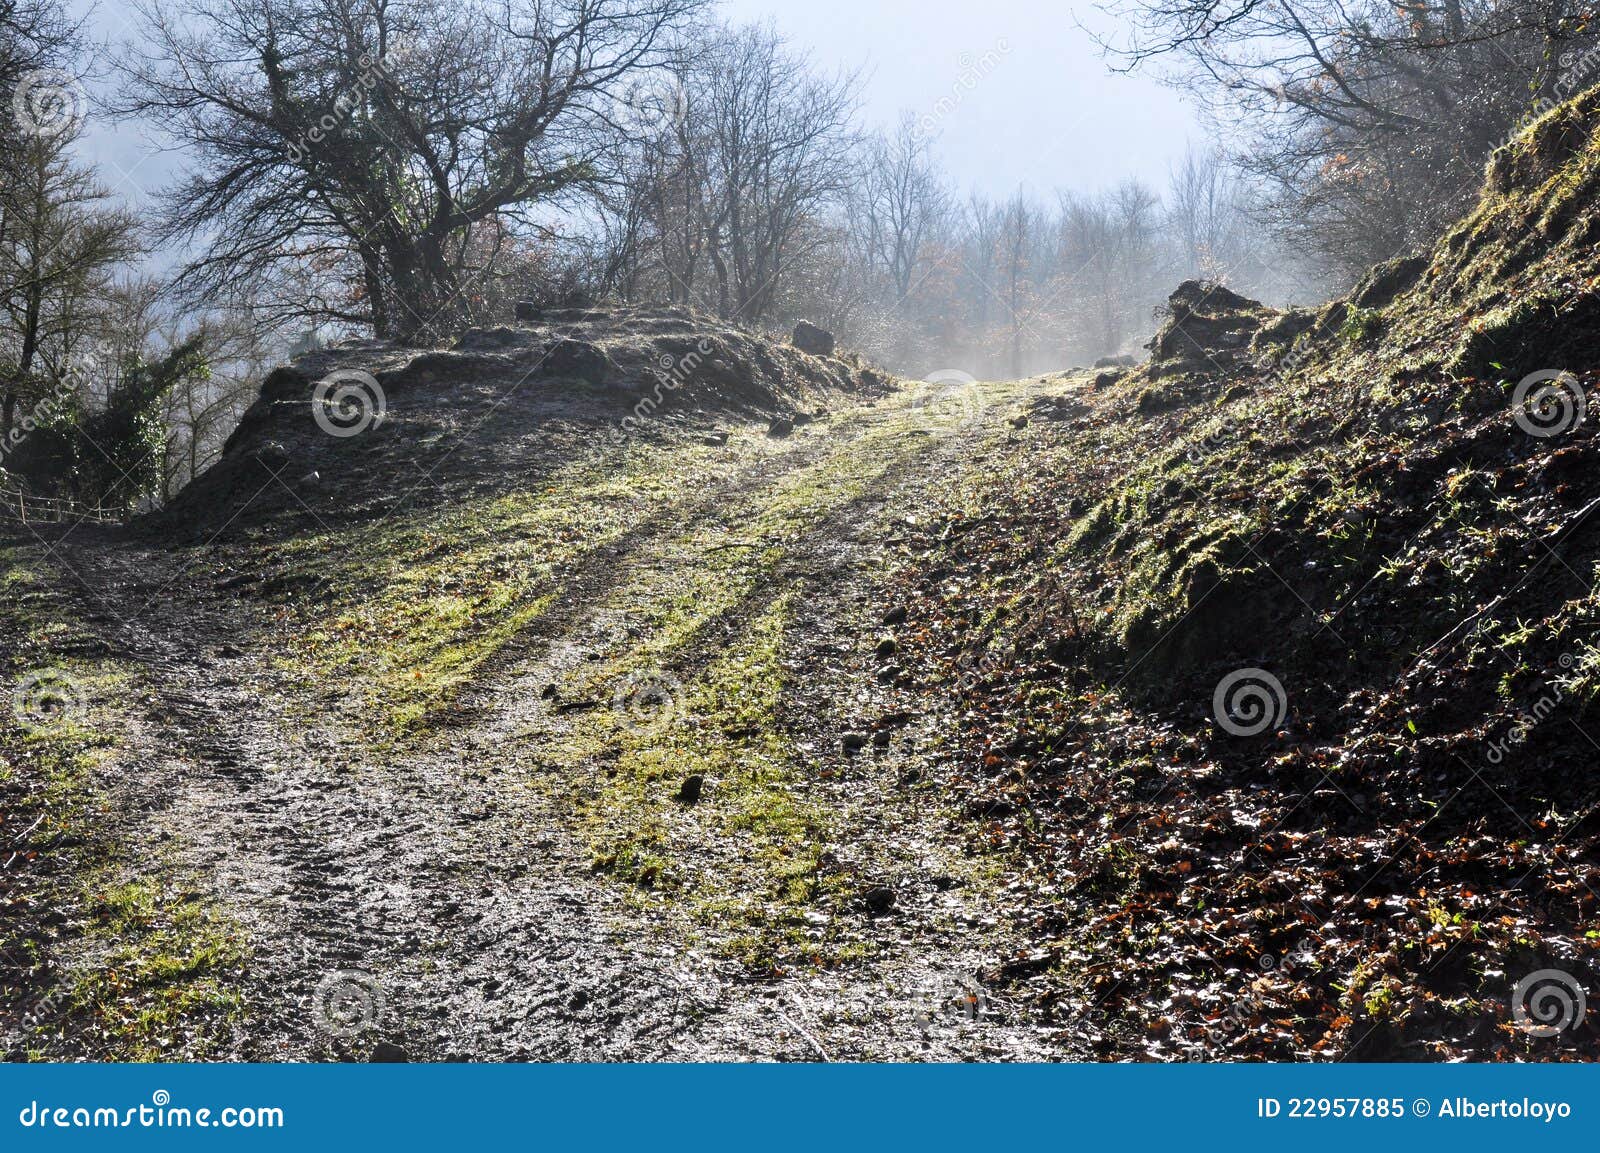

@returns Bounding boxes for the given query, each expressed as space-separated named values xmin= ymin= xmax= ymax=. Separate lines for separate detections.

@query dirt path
xmin=21 ymin=375 xmax=1072 ymax=1061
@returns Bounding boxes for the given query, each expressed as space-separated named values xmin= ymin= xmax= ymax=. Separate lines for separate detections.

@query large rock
xmin=541 ymin=339 xmax=611 ymax=384
xmin=1145 ymin=280 xmax=1272 ymax=378
xmin=791 ymin=320 xmax=835 ymax=357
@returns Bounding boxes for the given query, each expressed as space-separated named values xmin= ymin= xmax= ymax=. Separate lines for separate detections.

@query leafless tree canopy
xmin=19 ymin=0 xmax=1554 ymax=506
xmin=1100 ymin=0 xmax=1600 ymax=276
xmin=116 ymin=0 xmax=706 ymax=342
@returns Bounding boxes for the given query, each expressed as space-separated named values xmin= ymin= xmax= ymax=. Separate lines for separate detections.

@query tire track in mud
xmin=45 ymin=377 xmax=1072 ymax=1061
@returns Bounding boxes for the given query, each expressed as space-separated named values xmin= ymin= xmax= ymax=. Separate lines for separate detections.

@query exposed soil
xmin=15 ymin=84 xmax=1600 ymax=1063
xmin=1 ymin=351 xmax=1069 ymax=1061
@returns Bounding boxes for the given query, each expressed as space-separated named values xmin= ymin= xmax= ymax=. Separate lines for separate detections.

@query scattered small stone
xmin=676 ymin=774 xmax=705 ymax=804
xmin=252 ymin=441 xmax=289 ymax=468
xmin=368 ymin=1041 xmax=409 ymax=1062
xmin=862 ymin=886 xmax=896 ymax=914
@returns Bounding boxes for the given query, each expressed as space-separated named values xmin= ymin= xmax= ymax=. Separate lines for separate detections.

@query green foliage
xmin=79 ymin=336 xmax=209 ymax=509
xmin=1340 ymin=307 xmax=1385 ymax=343
xmin=5 ymin=339 xmax=209 ymax=509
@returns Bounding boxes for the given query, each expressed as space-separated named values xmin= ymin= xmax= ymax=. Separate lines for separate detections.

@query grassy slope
xmin=888 ymin=91 xmax=1600 ymax=1059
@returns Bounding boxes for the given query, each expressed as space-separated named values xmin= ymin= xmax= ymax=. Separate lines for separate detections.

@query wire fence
xmin=0 ymin=487 xmax=122 ymax=527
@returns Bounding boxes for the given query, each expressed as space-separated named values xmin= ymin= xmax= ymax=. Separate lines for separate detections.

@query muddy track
xmin=38 ymin=379 xmax=1071 ymax=1061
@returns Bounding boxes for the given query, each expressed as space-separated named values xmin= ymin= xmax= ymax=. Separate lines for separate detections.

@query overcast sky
xmin=68 ymin=0 xmax=1209 ymax=217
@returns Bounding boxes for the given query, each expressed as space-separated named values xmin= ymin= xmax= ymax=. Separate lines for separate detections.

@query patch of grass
xmin=1340 ymin=307 xmax=1385 ymax=343
xmin=268 ymin=447 xmax=729 ymax=739
xmin=1 ymin=546 xmax=249 ymax=1060
xmin=55 ymin=875 xmax=248 ymax=1060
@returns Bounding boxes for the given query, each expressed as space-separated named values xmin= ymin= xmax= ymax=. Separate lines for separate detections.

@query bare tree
xmin=852 ymin=113 xmax=948 ymax=304
xmin=1167 ymin=146 xmax=1243 ymax=280
xmin=1099 ymin=0 xmax=1598 ymax=277
xmin=0 ymin=0 xmax=82 ymax=167
xmin=117 ymin=0 xmax=706 ymax=343
xmin=0 ymin=125 xmax=141 ymax=438
xmin=693 ymin=23 xmax=859 ymax=321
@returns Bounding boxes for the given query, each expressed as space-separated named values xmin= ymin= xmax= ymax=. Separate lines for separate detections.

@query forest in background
xmin=2 ymin=0 xmax=1597 ymax=507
